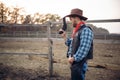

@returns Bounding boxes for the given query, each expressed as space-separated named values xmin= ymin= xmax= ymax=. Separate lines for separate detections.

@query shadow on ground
xmin=0 ymin=63 xmax=69 ymax=80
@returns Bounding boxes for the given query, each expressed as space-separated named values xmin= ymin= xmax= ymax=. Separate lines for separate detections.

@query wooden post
xmin=47 ymin=22 xmax=53 ymax=77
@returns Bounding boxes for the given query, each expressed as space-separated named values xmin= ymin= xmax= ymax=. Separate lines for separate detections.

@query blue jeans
xmin=70 ymin=62 xmax=88 ymax=80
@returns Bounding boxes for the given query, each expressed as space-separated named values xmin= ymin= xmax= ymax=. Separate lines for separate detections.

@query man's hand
xmin=68 ymin=57 xmax=74 ymax=64
xmin=59 ymin=29 xmax=67 ymax=41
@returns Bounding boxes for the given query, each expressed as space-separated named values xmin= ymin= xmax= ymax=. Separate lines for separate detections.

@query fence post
xmin=47 ymin=22 xmax=53 ymax=77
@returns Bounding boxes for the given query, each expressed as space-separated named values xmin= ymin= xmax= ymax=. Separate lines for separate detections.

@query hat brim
xmin=65 ymin=14 xmax=88 ymax=21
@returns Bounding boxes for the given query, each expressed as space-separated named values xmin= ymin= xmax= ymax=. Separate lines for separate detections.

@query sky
xmin=1 ymin=0 xmax=120 ymax=34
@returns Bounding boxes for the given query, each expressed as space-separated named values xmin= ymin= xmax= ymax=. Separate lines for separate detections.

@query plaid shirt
xmin=65 ymin=27 xmax=93 ymax=62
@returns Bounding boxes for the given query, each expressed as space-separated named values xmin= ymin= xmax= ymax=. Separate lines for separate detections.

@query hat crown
xmin=65 ymin=8 xmax=88 ymax=21
xmin=71 ymin=8 xmax=83 ymax=16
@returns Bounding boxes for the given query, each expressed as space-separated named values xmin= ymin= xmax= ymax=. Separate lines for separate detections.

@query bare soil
xmin=0 ymin=39 xmax=120 ymax=80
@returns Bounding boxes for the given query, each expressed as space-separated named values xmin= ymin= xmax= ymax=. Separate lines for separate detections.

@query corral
xmin=0 ymin=38 xmax=120 ymax=80
xmin=0 ymin=23 xmax=120 ymax=80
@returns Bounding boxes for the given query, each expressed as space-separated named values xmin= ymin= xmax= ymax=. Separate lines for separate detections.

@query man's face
xmin=70 ymin=17 xmax=77 ymax=27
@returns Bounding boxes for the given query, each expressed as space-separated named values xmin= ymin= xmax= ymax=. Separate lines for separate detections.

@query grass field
xmin=0 ymin=39 xmax=120 ymax=80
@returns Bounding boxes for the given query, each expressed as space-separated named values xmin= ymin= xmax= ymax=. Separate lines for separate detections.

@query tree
xmin=0 ymin=1 xmax=25 ymax=24
xmin=19 ymin=15 xmax=25 ymax=24
xmin=0 ymin=1 xmax=61 ymax=24
xmin=33 ymin=13 xmax=43 ymax=24
xmin=0 ymin=2 xmax=9 ymax=23
xmin=23 ymin=15 xmax=32 ymax=24
xmin=44 ymin=13 xmax=60 ymax=22
xmin=33 ymin=13 xmax=61 ymax=24
xmin=9 ymin=7 xmax=24 ymax=24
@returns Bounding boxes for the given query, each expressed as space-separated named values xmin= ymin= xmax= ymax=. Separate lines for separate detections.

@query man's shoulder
xmin=83 ymin=25 xmax=92 ymax=31
xmin=80 ymin=25 xmax=93 ymax=34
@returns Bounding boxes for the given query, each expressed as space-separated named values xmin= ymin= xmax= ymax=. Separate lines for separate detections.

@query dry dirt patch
xmin=0 ymin=39 xmax=120 ymax=80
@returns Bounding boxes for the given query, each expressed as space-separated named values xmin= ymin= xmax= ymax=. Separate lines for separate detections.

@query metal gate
xmin=0 ymin=22 xmax=53 ymax=76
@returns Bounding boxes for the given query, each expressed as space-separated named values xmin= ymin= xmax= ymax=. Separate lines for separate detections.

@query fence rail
xmin=0 ymin=31 xmax=120 ymax=40
xmin=87 ymin=19 xmax=120 ymax=23
xmin=0 ymin=52 xmax=48 ymax=56
xmin=0 ymin=20 xmax=120 ymax=77
xmin=0 ymin=22 xmax=54 ymax=77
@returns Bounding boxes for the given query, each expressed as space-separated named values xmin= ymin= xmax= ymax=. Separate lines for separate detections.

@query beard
xmin=73 ymin=23 xmax=77 ymax=27
xmin=73 ymin=20 xmax=77 ymax=28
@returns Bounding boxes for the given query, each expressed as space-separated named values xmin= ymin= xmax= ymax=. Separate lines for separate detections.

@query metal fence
xmin=0 ymin=22 xmax=54 ymax=77
xmin=0 ymin=31 xmax=120 ymax=40
xmin=0 ymin=31 xmax=47 ymax=38
xmin=0 ymin=19 xmax=120 ymax=77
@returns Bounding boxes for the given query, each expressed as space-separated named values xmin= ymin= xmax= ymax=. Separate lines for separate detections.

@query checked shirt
xmin=65 ymin=27 xmax=93 ymax=62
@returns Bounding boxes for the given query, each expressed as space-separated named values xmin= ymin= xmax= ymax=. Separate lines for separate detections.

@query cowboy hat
xmin=65 ymin=8 xmax=88 ymax=21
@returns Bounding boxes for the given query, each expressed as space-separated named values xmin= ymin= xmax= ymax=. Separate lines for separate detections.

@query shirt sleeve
xmin=65 ymin=38 xmax=72 ymax=46
xmin=73 ymin=27 xmax=93 ymax=62
xmin=65 ymin=38 xmax=73 ymax=57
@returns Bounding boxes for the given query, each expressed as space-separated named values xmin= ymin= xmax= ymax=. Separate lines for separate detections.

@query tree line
xmin=0 ymin=1 xmax=109 ymax=34
xmin=0 ymin=1 xmax=61 ymax=24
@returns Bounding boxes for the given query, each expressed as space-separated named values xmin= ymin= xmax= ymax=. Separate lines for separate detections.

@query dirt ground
xmin=0 ymin=38 xmax=120 ymax=80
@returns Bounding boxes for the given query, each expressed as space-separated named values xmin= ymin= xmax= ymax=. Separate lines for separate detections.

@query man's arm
xmin=73 ymin=27 xmax=93 ymax=62
xmin=65 ymin=38 xmax=72 ymax=46
xmin=59 ymin=30 xmax=74 ymax=63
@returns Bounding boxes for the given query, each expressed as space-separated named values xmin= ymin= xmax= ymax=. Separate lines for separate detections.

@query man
xmin=60 ymin=8 xmax=93 ymax=80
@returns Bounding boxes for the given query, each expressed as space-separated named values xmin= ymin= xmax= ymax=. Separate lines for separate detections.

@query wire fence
xmin=0 ymin=21 xmax=120 ymax=77
xmin=0 ymin=22 xmax=54 ymax=77
xmin=0 ymin=31 xmax=120 ymax=40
